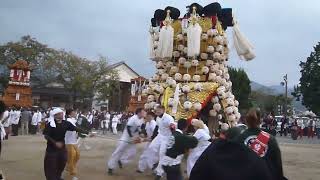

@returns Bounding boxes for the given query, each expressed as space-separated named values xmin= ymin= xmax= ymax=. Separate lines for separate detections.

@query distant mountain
xmin=250 ymin=81 xmax=306 ymax=112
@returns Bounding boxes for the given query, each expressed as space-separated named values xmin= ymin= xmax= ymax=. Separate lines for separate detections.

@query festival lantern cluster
xmin=143 ymin=2 xmax=255 ymax=126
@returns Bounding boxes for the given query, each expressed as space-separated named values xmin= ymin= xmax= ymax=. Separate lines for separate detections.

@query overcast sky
xmin=1 ymin=0 xmax=320 ymax=87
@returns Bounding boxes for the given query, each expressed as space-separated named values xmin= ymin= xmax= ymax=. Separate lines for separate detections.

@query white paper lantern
xmin=194 ymin=83 xmax=202 ymax=91
xmin=209 ymin=109 xmax=217 ymax=117
xmin=152 ymin=75 xmax=160 ymax=81
xmin=178 ymin=44 xmax=184 ymax=51
xmin=147 ymin=95 xmax=155 ymax=102
xmin=183 ymin=47 xmax=188 ymax=55
xmin=170 ymin=66 xmax=179 ymax=75
xmin=161 ymin=73 xmax=169 ymax=81
xmin=173 ymin=51 xmax=180 ymax=58
xmin=182 ymin=84 xmax=191 ymax=93
xmin=213 ymin=103 xmax=222 ymax=111
xmin=174 ymin=73 xmax=182 ymax=81
xmin=191 ymin=59 xmax=199 ymax=66
xmin=183 ymin=74 xmax=191 ymax=81
xmin=216 ymin=45 xmax=224 ymax=52
xmin=206 ymin=60 xmax=214 ymax=67
xmin=201 ymin=66 xmax=209 ymax=75
xmin=225 ymin=107 xmax=234 ymax=114
xmin=156 ymin=61 xmax=164 ymax=69
xmin=178 ymin=57 xmax=186 ymax=65
xmin=211 ymin=96 xmax=219 ymax=103
xmin=184 ymin=101 xmax=193 ymax=110
xmin=228 ymin=114 xmax=236 ymax=122
xmin=193 ymin=75 xmax=201 ymax=82
xmin=207 ymin=29 xmax=214 ymax=36
xmin=200 ymin=53 xmax=208 ymax=60
xmin=201 ymin=33 xmax=208 ymax=40
xmin=213 ymin=52 xmax=221 ymax=60
xmin=177 ymin=34 xmax=184 ymax=41
xmin=157 ymin=69 xmax=165 ymax=75
xmin=234 ymin=100 xmax=239 ymax=107
xmin=218 ymin=114 xmax=223 ymax=120
xmin=144 ymin=103 xmax=150 ymax=109
xmin=184 ymin=61 xmax=192 ymax=69
xmin=207 ymin=46 xmax=215 ymax=53
xmin=166 ymin=61 xmax=173 ymax=68
xmin=208 ymin=73 xmax=217 ymax=81
xmin=194 ymin=102 xmax=202 ymax=111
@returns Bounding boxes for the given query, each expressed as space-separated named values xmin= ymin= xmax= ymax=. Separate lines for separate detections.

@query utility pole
xmin=281 ymin=74 xmax=288 ymax=119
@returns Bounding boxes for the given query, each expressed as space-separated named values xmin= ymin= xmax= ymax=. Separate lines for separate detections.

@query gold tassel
xmin=215 ymin=19 xmax=224 ymax=35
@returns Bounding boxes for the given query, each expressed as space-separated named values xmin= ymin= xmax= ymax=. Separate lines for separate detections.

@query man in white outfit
xmin=101 ymin=111 xmax=110 ymax=134
xmin=148 ymin=105 xmax=175 ymax=179
xmin=107 ymin=108 xmax=146 ymax=175
xmin=111 ymin=113 xmax=120 ymax=134
xmin=137 ymin=111 xmax=157 ymax=173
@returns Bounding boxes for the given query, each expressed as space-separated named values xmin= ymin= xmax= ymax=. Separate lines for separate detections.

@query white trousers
xmin=112 ymin=123 xmax=117 ymax=134
xmin=101 ymin=120 xmax=109 ymax=129
xmin=138 ymin=142 xmax=159 ymax=172
xmin=107 ymin=141 xmax=136 ymax=169
xmin=148 ymin=135 xmax=170 ymax=176
xmin=186 ymin=144 xmax=210 ymax=177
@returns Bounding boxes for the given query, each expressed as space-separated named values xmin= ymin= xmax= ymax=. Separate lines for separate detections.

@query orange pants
xmin=66 ymin=144 xmax=80 ymax=176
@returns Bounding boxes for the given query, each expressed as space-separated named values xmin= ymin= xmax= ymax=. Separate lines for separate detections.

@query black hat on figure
xmin=188 ymin=3 xmax=203 ymax=15
xmin=203 ymin=2 xmax=222 ymax=17
xmin=154 ymin=9 xmax=166 ymax=21
xmin=164 ymin=6 xmax=180 ymax=20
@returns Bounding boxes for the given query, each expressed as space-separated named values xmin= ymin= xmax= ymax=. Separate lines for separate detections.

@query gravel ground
xmin=0 ymin=134 xmax=320 ymax=180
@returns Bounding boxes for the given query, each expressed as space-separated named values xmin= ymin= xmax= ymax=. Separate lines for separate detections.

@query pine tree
xmin=229 ymin=67 xmax=252 ymax=112
xmin=293 ymin=42 xmax=320 ymax=114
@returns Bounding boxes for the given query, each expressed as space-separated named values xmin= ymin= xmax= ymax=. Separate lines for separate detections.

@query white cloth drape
xmin=187 ymin=23 xmax=202 ymax=57
xmin=233 ymin=23 xmax=255 ymax=61
xmin=156 ymin=25 xmax=174 ymax=59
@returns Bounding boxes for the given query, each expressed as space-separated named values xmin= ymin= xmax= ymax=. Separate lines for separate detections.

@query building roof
xmin=108 ymin=61 xmax=140 ymax=83
xmin=108 ymin=61 xmax=140 ymax=77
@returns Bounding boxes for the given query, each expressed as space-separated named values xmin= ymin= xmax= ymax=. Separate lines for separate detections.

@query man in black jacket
xmin=237 ymin=108 xmax=286 ymax=180
xmin=161 ymin=119 xmax=198 ymax=180
xmin=43 ymin=108 xmax=89 ymax=180
xmin=190 ymin=127 xmax=273 ymax=180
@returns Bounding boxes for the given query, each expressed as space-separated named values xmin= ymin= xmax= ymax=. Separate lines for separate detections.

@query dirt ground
xmin=1 ymin=135 xmax=320 ymax=180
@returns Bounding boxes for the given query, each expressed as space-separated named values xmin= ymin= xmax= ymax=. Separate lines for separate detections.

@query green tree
xmin=228 ymin=67 xmax=252 ymax=112
xmin=0 ymin=36 xmax=119 ymax=108
xmin=292 ymin=42 xmax=320 ymax=114
xmin=0 ymin=35 xmax=60 ymax=86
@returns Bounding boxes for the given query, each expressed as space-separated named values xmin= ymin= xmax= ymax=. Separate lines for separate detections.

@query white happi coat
xmin=31 ymin=112 xmax=42 ymax=126
xmin=187 ymin=128 xmax=211 ymax=177
xmin=2 ymin=110 xmax=10 ymax=128
xmin=138 ymin=119 xmax=157 ymax=172
xmin=65 ymin=117 xmax=78 ymax=145
xmin=149 ymin=113 xmax=175 ymax=176
xmin=11 ymin=110 xmax=21 ymax=125
xmin=107 ymin=115 xmax=143 ymax=169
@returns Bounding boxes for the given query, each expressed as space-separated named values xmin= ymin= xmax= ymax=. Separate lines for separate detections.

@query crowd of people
xmin=107 ymin=106 xmax=287 ymax=180
xmin=0 ymin=101 xmax=290 ymax=180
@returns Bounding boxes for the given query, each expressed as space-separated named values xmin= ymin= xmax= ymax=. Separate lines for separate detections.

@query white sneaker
xmin=72 ymin=177 xmax=79 ymax=180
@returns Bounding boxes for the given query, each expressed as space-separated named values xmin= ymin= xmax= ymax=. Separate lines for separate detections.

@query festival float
xmin=143 ymin=2 xmax=255 ymax=128
xmin=128 ymin=76 xmax=148 ymax=112
xmin=2 ymin=60 xmax=32 ymax=107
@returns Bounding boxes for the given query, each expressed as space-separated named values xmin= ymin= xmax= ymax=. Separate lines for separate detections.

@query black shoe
xmin=118 ymin=160 xmax=123 ymax=169
xmin=108 ymin=169 xmax=113 ymax=175
xmin=136 ymin=170 xmax=143 ymax=173
xmin=155 ymin=175 xmax=161 ymax=180
xmin=152 ymin=163 xmax=158 ymax=170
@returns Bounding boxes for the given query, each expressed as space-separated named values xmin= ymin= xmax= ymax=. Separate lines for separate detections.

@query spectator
xmin=21 ymin=108 xmax=32 ymax=135
xmin=190 ymin=127 xmax=273 ymax=180
xmin=237 ymin=108 xmax=286 ymax=180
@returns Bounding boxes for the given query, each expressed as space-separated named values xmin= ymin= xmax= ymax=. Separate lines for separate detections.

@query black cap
xmin=218 ymin=8 xmax=233 ymax=30
xmin=154 ymin=9 xmax=166 ymax=21
xmin=164 ymin=6 xmax=180 ymax=20
xmin=203 ymin=2 xmax=222 ymax=17
xmin=188 ymin=3 xmax=203 ymax=15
